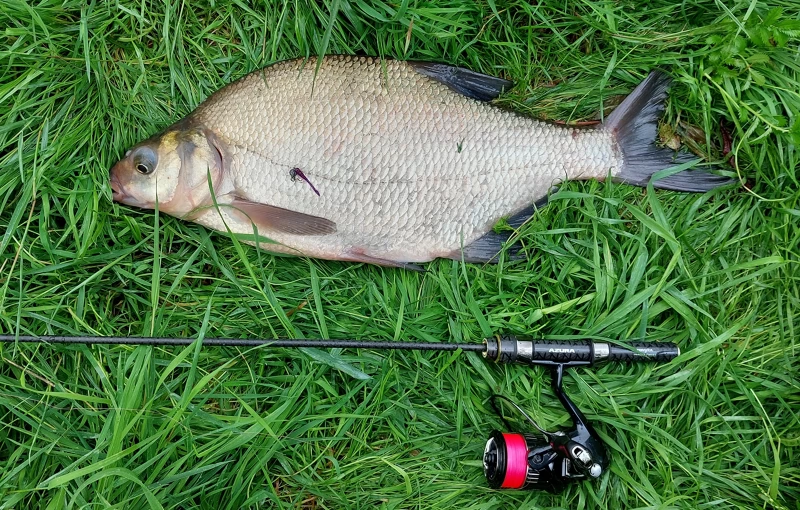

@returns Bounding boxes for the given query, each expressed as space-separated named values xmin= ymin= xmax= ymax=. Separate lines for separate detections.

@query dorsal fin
xmin=409 ymin=61 xmax=513 ymax=101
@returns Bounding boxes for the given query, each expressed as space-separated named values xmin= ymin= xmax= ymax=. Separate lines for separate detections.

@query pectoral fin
xmin=229 ymin=197 xmax=336 ymax=236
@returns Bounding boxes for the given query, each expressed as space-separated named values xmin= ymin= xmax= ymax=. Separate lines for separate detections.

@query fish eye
xmin=132 ymin=146 xmax=158 ymax=175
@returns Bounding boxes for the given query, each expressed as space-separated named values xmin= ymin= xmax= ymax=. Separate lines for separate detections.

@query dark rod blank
xmin=0 ymin=335 xmax=487 ymax=352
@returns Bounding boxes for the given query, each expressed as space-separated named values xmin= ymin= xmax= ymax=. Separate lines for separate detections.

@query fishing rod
xmin=0 ymin=333 xmax=679 ymax=493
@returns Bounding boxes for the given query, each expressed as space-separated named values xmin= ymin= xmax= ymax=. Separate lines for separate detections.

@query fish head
xmin=109 ymin=126 xmax=226 ymax=217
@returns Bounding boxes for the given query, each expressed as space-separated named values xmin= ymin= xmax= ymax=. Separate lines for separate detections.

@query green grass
xmin=1 ymin=0 xmax=799 ymax=508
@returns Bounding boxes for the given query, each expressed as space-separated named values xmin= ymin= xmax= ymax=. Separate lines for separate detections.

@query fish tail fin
xmin=604 ymin=71 xmax=736 ymax=192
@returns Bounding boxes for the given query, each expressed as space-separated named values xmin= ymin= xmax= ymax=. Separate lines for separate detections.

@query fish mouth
xmin=110 ymin=176 xmax=123 ymax=201
xmin=109 ymin=168 xmax=129 ymax=203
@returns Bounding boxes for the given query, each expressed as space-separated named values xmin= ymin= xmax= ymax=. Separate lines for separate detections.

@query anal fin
xmin=448 ymin=193 xmax=553 ymax=263
xmin=507 ymin=193 xmax=552 ymax=228
xmin=448 ymin=231 xmax=522 ymax=264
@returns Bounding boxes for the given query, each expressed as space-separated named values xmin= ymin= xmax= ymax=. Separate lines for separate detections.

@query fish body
xmin=110 ymin=56 xmax=732 ymax=266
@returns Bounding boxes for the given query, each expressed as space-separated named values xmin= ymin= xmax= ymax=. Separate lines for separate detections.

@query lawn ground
xmin=0 ymin=1 xmax=798 ymax=508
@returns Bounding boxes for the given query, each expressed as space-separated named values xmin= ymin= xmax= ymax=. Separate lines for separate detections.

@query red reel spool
xmin=483 ymin=431 xmax=531 ymax=489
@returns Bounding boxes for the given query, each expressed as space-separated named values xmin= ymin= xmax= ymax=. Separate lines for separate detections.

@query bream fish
xmin=110 ymin=56 xmax=733 ymax=267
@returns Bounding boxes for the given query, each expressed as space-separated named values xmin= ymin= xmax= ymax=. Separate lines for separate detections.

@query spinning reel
xmin=481 ymin=334 xmax=679 ymax=492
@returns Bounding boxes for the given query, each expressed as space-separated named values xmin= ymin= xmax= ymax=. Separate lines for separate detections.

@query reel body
xmin=481 ymin=335 xmax=679 ymax=492
xmin=482 ymin=364 xmax=608 ymax=493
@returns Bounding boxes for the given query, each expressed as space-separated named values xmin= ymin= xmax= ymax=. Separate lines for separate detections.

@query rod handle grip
xmin=483 ymin=335 xmax=680 ymax=365
xmin=606 ymin=342 xmax=680 ymax=363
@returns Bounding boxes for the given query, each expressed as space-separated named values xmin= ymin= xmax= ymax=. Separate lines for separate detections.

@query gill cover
xmin=160 ymin=127 xmax=228 ymax=218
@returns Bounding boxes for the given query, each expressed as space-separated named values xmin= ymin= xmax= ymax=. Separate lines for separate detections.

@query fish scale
xmin=110 ymin=56 xmax=734 ymax=267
